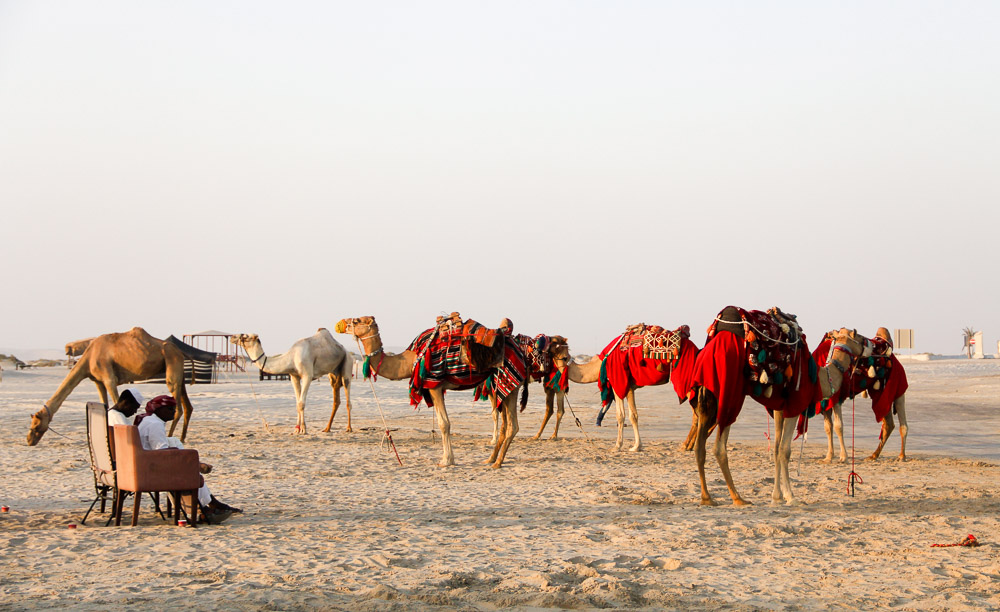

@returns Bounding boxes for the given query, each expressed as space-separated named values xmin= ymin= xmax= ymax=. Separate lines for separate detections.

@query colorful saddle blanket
xmin=594 ymin=324 xmax=697 ymax=423
xmin=407 ymin=314 xmax=525 ymax=408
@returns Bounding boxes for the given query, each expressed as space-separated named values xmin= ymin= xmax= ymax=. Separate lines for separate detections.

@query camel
xmin=488 ymin=334 xmax=572 ymax=443
xmin=65 ymin=337 xmax=94 ymax=357
xmin=229 ymin=329 xmax=353 ymax=434
xmin=555 ymin=325 xmax=700 ymax=452
xmin=335 ymin=316 xmax=524 ymax=468
xmin=28 ymin=327 xmax=195 ymax=446
xmin=813 ymin=327 xmax=909 ymax=463
xmin=689 ymin=306 xmax=871 ymax=507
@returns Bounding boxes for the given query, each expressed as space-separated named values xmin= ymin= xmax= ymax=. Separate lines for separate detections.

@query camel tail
xmin=519 ymin=383 xmax=529 ymax=412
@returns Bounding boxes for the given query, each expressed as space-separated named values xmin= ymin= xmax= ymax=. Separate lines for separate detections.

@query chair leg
xmin=151 ymin=492 xmax=167 ymax=521
xmin=190 ymin=491 xmax=199 ymax=529
xmin=131 ymin=492 xmax=141 ymax=526
xmin=114 ymin=489 xmax=124 ymax=526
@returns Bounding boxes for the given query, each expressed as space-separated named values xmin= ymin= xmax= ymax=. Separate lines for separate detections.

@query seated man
xmin=107 ymin=388 xmax=143 ymax=426
xmin=135 ymin=395 xmax=241 ymax=523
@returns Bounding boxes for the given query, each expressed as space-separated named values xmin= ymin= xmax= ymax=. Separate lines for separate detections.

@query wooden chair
xmin=112 ymin=425 xmax=202 ymax=527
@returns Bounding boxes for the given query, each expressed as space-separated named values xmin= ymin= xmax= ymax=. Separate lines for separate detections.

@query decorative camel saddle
xmin=597 ymin=323 xmax=693 ymax=412
xmin=407 ymin=312 xmax=526 ymax=407
xmin=706 ymin=306 xmax=815 ymax=399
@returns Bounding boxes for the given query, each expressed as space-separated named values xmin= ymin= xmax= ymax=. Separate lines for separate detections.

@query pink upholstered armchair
xmin=112 ymin=425 xmax=202 ymax=527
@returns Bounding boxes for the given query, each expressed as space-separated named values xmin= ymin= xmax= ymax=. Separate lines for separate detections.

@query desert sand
xmin=1 ymin=359 xmax=998 ymax=610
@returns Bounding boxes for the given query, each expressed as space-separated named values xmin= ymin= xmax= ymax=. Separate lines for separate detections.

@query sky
xmin=0 ymin=1 xmax=997 ymax=357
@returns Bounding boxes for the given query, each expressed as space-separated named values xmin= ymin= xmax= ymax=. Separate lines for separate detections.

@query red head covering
xmin=133 ymin=395 xmax=177 ymax=426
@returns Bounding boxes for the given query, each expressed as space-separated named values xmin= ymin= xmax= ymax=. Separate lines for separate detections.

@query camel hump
xmin=318 ymin=327 xmax=327 ymax=332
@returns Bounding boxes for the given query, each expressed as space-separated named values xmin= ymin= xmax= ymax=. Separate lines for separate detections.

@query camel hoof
xmin=530 ymin=435 xmax=540 ymax=441
xmin=785 ymin=499 xmax=802 ymax=507
xmin=818 ymin=457 xmax=832 ymax=464
xmin=491 ymin=462 xmax=502 ymax=470
xmin=345 ymin=427 xmax=353 ymax=433
xmin=321 ymin=427 xmax=331 ymax=433
xmin=549 ymin=434 xmax=558 ymax=441
xmin=898 ymin=455 xmax=907 ymax=462
xmin=867 ymin=454 xmax=880 ymax=461
xmin=438 ymin=462 xmax=455 ymax=468
xmin=734 ymin=499 xmax=753 ymax=507
xmin=700 ymin=498 xmax=718 ymax=507
xmin=629 ymin=447 xmax=642 ymax=453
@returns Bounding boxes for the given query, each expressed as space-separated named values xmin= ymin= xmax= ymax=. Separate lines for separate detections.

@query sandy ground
xmin=1 ymin=360 xmax=998 ymax=610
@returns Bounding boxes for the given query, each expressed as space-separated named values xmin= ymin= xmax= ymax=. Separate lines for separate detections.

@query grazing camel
xmin=812 ymin=327 xmax=909 ymax=463
xmin=335 ymin=315 xmax=526 ymax=468
xmin=557 ymin=325 xmax=700 ymax=452
xmin=28 ymin=327 xmax=195 ymax=446
xmin=689 ymin=307 xmax=871 ymax=506
xmin=230 ymin=329 xmax=353 ymax=434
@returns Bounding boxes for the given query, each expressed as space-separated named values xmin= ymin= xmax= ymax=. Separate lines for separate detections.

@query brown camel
xmin=490 ymin=334 xmax=572 ymax=443
xmin=556 ymin=327 xmax=700 ymax=453
xmin=689 ymin=307 xmax=871 ymax=506
xmin=27 ymin=327 xmax=195 ymax=446
xmin=335 ymin=316 xmax=523 ymax=468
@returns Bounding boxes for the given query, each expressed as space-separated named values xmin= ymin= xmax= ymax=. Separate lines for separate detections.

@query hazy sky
xmin=1 ymin=1 xmax=997 ymax=356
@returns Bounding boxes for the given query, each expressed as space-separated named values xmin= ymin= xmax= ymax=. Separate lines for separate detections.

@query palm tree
xmin=962 ymin=326 xmax=978 ymax=358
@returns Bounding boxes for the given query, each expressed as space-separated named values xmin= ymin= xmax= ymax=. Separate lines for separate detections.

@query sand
xmin=1 ymin=360 xmax=998 ymax=610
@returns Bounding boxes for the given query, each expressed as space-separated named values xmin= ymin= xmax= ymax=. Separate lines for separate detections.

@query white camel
xmin=230 ymin=329 xmax=353 ymax=434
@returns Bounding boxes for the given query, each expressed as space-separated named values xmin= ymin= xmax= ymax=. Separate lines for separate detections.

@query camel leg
xmin=289 ymin=376 xmax=304 ymax=434
xmin=551 ymin=390 xmax=565 ymax=440
xmin=895 ymin=395 xmax=908 ymax=461
xmin=532 ymin=390 xmax=554 ymax=440
xmin=832 ymin=403 xmax=847 ymax=463
xmin=96 ymin=382 xmax=110 ymax=407
xmin=775 ymin=413 xmax=798 ymax=505
xmin=626 ymin=388 xmax=641 ymax=452
xmin=693 ymin=389 xmax=719 ymax=506
xmin=492 ymin=393 xmax=520 ymax=469
xmin=869 ymin=412 xmax=896 ymax=461
xmin=491 ymin=401 xmax=502 ymax=445
xmin=820 ymin=410 xmax=835 ymax=463
xmin=486 ymin=397 xmax=505 ymax=464
xmin=614 ymin=395 xmax=626 ymax=450
xmin=166 ymin=384 xmax=195 ymax=443
xmin=295 ymin=375 xmax=312 ymax=435
xmin=429 ymin=389 xmax=454 ymax=467
xmin=715 ymin=423 xmax=750 ymax=506
xmin=324 ymin=374 xmax=348 ymax=433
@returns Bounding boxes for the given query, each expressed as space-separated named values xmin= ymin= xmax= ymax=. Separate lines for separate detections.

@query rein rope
xmin=847 ymin=367 xmax=863 ymax=496
xmin=354 ymin=336 xmax=402 ymax=466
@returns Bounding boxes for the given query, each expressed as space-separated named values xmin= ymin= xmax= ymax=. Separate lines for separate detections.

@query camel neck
xmin=567 ymin=358 xmax=602 ymax=384
xmin=245 ymin=342 xmax=294 ymax=375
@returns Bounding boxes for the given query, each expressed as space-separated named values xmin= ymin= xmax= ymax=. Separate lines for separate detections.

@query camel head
xmin=27 ymin=407 xmax=51 ymax=446
xmin=335 ymin=317 xmax=378 ymax=338
xmin=548 ymin=335 xmax=571 ymax=369
xmin=64 ymin=337 xmax=94 ymax=357
xmin=875 ymin=327 xmax=892 ymax=344
xmin=229 ymin=333 xmax=259 ymax=347
xmin=829 ymin=328 xmax=873 ymax=368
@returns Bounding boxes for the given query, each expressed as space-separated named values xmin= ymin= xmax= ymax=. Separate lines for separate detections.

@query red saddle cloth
xmin=597 ymin=325 xmax=696 ymax=406
xmin=690 ymin=330 xmax=748 ymax=430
